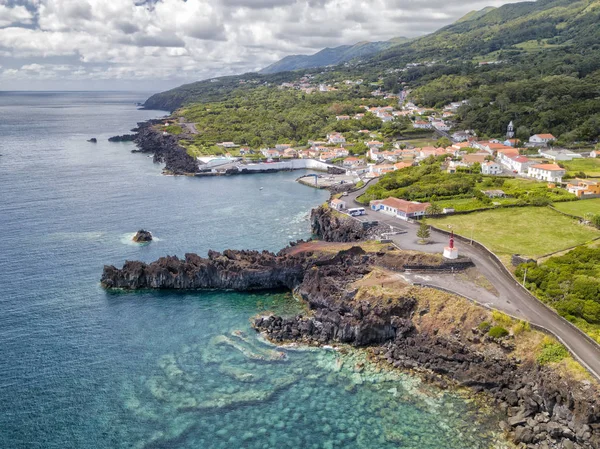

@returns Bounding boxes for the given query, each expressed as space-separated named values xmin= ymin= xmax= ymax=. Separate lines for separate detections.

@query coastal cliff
xmin=310 ymin=205 xmax=369 ymax=242
xmin=101 ymin=249 xmax=306 ymax=290
xmin=133 ymin=121 xmax=199 ymax=175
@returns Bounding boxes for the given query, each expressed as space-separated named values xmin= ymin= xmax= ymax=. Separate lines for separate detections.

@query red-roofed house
xmin=496 ymin=147 xmax=520 ymax=161
xmin=370 ymin=197 xmax=431 ymax=220
xmin=462 ymin=153 xmax=489 ymax=165
xmin=327 ymin=133 xmax=346 ymax=144
xmin=501 ymin=155 xmax=532 ymax=174
xmin=330 ymin=198 xmax=346 ymax=211
xmin=394 ymin=162 xmax=413 ymax=171
xmin=343 ymin=157 xmax=361 ymax=167
xmin=527 ymin=163 xmax=566 ymax=182
xmin=419 ymin=147 xmax=447 ymax=159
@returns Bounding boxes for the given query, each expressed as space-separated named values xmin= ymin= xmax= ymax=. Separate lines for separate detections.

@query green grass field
xmin=553 ymin=199 xmax=600 ymax=217
xmin=562 ymin=158 xmax=600 ymax=177
xmin=430 ymin=207 xmax=600 ymax=259
xmin=398 ymin=138 xmax=437 ymax=148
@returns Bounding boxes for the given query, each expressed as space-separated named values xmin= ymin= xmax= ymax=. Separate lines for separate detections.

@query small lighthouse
xmin=443 ymin=231 xmax=459 ymax=260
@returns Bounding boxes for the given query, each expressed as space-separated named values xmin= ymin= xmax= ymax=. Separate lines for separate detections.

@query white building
xmin=432 ymin=121 xmax=450 ymax=132
xmin=538 ymin=149 xmax=583 ymax=161
xmin=527 ymin=164 xmax=566 ymax=183
xmin=327 ymin=133 xmax=346 ymax=144
xmin=330 ymin=199 xmax=346 ymax=211
xmin=481 ymin=161 xmax=502 ymax=175
xmin=500 ymin=155 xmax=532 ymax=174
xmin=529 ymin=134 xmax=556 ymax=147
xmin=413 ymin=120 xmax=432 ymax=129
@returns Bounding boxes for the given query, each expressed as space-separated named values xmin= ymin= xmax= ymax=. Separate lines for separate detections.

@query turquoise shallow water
xmin=0 ymin=92 xmax=506 ymax=448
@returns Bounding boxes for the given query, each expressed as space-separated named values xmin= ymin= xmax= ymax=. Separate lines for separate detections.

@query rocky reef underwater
xmin=120 ymin=318 xmax=508 ymax=449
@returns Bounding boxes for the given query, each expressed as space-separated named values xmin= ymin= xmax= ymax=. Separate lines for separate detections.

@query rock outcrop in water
xmin=132 ymin=229 xmax=153 ymax=243
xmin=101 ymin=250 xmax=307 ymax=290
xmin=108 ymin=134 xmax=137 ymax=142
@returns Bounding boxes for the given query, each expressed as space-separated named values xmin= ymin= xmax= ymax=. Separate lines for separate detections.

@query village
xmin=176 ymin=83 xmax=600 ymax=205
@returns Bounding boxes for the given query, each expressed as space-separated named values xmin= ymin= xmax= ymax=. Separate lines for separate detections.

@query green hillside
xmin=144 ymin=0 xmax=600 ymax=143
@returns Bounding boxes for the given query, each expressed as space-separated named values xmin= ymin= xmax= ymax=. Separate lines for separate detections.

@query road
xmin=344 ymin=181 xmax=600 ymax=381
xmin=178 ymin=117 xmax=199 ymax=134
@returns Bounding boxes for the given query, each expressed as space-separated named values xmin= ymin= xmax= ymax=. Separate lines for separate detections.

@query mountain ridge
xmin=259 ymin=37 xmax=410 ymax=74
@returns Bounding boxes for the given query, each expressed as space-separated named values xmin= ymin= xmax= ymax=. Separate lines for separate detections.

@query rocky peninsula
xmin=132 ymin=120 xmax=199 ymax=175
xmin=101 ymin=210 xmax=600 ymax=449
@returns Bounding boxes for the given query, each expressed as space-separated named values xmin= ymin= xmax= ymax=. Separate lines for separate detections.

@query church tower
xmin=507 ymin=121 xmax=515 ymax=139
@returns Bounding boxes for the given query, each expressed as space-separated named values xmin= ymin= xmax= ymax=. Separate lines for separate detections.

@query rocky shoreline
xmin=101 ymin=211 xmax=600 ymax=449
xmin=132 ymin=120 xmax=199 ymax=175
xmin=254 ymin=254 xmax=600 ymax=449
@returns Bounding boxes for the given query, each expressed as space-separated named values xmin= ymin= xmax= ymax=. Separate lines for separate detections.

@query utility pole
xmin=522 ymin=267 xmax=528 ymax=287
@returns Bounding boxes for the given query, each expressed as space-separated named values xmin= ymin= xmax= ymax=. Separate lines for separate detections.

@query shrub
xmin=488 ymin=326 xmax=509 ymax=339
xmin=537 ymin=337 xmax=569 ymax=365
xmin=478 ymin=321 xmax=492 ymax=332
xmin=512 ymin=320 xmax=531 ymax=335
xmin=492 ymin=310 xmax=513 ymax=327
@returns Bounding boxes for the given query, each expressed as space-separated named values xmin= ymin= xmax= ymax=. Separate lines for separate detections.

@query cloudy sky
xmin=0 ymin=0 xmax=521 ymax=91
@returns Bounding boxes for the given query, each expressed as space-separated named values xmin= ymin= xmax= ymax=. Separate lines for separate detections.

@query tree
xmin=436 ymin=137 xmax=452 ymax=148
xmin=417 ymin=220 xmax=431 ymax=243
xmin=426 ymin=202 xmax=442 ymax=216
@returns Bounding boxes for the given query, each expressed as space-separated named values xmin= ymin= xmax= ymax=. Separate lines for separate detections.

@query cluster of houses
xmin=402 ymin=102 xmax=454 ymax=131
xmin=279 ymin=75 xmax=344 ymax=94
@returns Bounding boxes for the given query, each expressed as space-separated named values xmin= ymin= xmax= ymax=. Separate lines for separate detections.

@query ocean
xmin=0 ymin=91 xmax=504 ymax=449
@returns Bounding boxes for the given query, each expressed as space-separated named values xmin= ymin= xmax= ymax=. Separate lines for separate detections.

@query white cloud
xmin=0 ymin=0 xmax=524 ymax=90
xmin=0 ymin=4 xmax=34 ymax=27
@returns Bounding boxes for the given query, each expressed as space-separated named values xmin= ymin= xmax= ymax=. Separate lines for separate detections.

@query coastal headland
xmin=102 ymin=206 xmax=600 ymax=449
xmin=115 ymin=119 xmax=348 ymax=180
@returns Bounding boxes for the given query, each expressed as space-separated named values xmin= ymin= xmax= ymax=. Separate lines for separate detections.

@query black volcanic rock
xmin=132 ymin=230 xmax=152 ymax=243
xmin=101 ymin=250 xmax=308 ymax=290
xmin=87 ymin=138 xmax=97 ymax=143
xmin=133 ymin=121 xmax=198 ymax=175
xmin=108 ymin=134 xmax=137 ymax=142
xmin=311 ymin=205 xmax=367 ymax=242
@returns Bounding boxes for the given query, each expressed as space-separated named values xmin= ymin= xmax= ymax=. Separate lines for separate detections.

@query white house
xmin=413 ymin=120 xmax=432 ymax=129
xmin=527 ymin=163 xmax=566 ymax=183
xmin=217 ymin=142 xmax=239 ymax=148
xmin=370 ymin=197 xmax=431 ymax=220
xmin=367 ymin=141 xmax=384 ymax=149
xmin=330 ymin=198 xmax=346 ymax=211
xmin=590 ymin=150 xmax=599 ymax=158
xmin=452 ymin=131 xmax=472 ymax=142
xmin=432 ymin=121 xmax=450 ymax=132
xmin=500 ymin=155 xmax=532 ymax=174
xmin=327 ymin=133 xmax=346 ymax=144
xmin=481 ymin=161 xmax=502 ymax=175
xmin=529 ymin=134 xmax=556 ymax=147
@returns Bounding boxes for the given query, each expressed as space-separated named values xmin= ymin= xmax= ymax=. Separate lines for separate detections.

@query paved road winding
xmin=344 ymin=182 xmax=600 ymax=381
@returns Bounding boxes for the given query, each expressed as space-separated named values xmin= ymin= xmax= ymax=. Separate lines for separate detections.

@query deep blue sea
xmin=0 ymin=91 xmax=506 ymax=449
